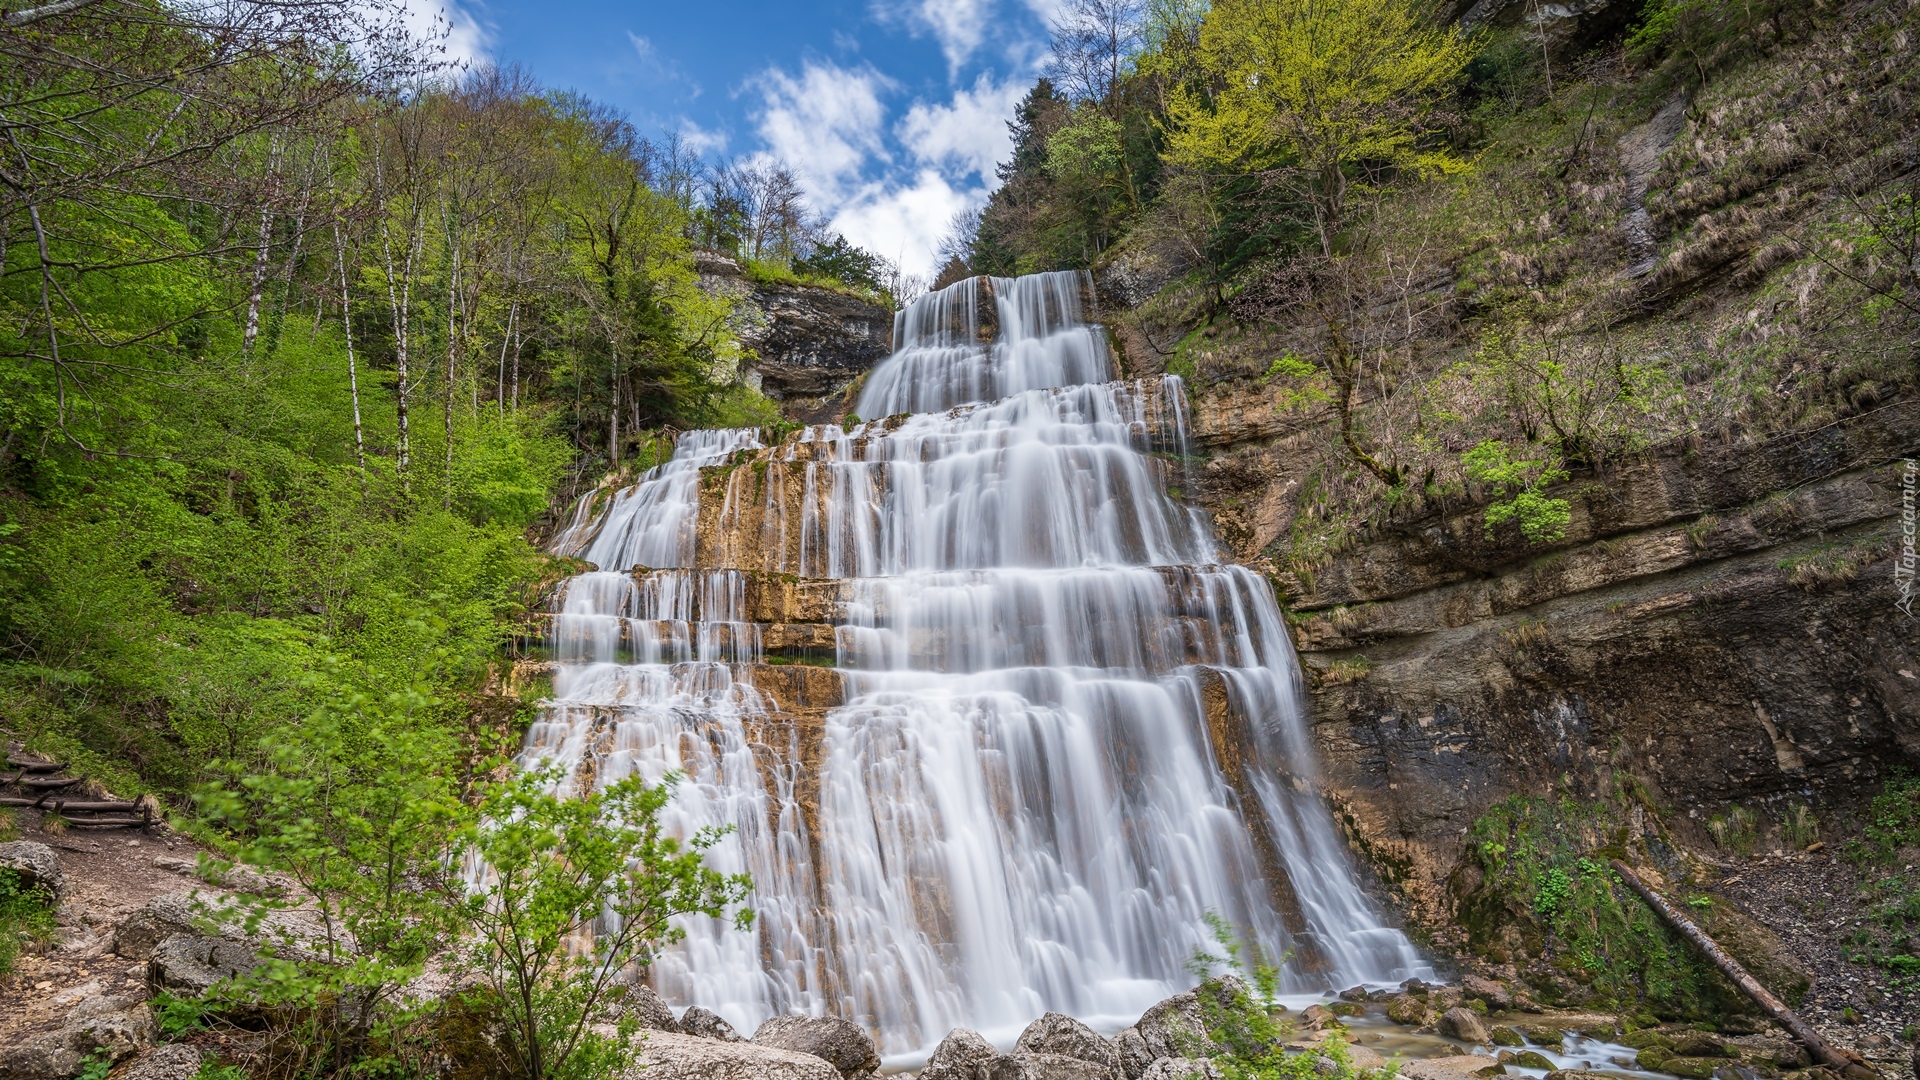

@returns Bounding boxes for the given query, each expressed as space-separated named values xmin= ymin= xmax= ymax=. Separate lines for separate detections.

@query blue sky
xmin=428 ymin=0 xmax=1064 ymax=274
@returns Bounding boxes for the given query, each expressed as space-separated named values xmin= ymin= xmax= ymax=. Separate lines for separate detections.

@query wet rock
xmin=1489 ymin=1027 xmax=1525 ymax=1047
xmin=1522 ymin=1026 xmax=1567 ymax=1047
xmin=1328 ymin=1002 xmax=1365 ymax=1018
xmin=1338 ymin=986 xmax=1370 ymax=1002
xmin=990 ymin=1054 xmax=1115 ymax=1080
xmin=1302 ymin=1005 xmax=1338 ymax=1029
xmin=1138 ymin=1060 xmax=1221 ymax=1080
xmin=1398 ymin=1056 xmax=1502 ymax=1080
xmin=1461 ymin=975 xmax=1513 ymax=1011
xmin=1438 ymin=1007 xmax=1490 ymax=1044
xmin=679 ymin=1005 xmax=745 ymax=1042
xmin=1616 ymin=1032 xmax=1671 ymax=1052
xmin=119 ymin=1045 xmax=203 ymax=1080
xmin=0 ymin=995 xmax=155 ymax=1080
xmin=618 ymin=983 xmax=681 ymax=1033
xmin=1663 ymin=1058 xmax=1726 ymax=1080
xmin=753 ymin=1015 xmax=881 ymax=1080
xmin=1636 ymin=1048 xmax=1673 ymax=1071
xmin=1386 ymin=995 xmax=1432 ymax=1026
xmin=922 ymin=1028 xmax=1002 ymax=1080
xmin=146 ymin=932 xmax=259 ymax=995
xmin=1400 ymin=979 xmax=1431 ymax=997
xmin=1015 ymin=1012 xmax=1122 ymax=1080
xmin=0 ymin=841 xmax=65 ymax=900
xmin=1114 ymin=1027 xmax=1154 ymax=1080
xmin=1669 ymin=1033 xmax=1730 ymax=1058
xmin=1510 ymin=1051 xmax=1556 ymax=1070
xmin=630 ymin=1030 xmax=842 ymax=1080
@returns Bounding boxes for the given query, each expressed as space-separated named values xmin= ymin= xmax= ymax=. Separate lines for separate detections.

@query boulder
xmin=1301 ymin=1005 xmax=1338 ymax=1029
xmin=1662 ymin=1058 xmax=1721 ymax=1080
xmin=1140 ymin=1060 xmax=1221 ymax=1080
xmin=1669 ymin=1033 xmax=1730 ymax=1058
xmin=1134 ymin=992 xmax=1213 ymax=1061
xmin=680 ymin=1005 xmax=745 ymax=1042
xmin=630 ymin=1030 xmax=842 ymax=1080
xmin=990 ymin=1054 xmax=1115 ymax=1080
xmin=0 ymin=996 xmax=155 ymax=1080
xmin=1510 ymin=1051 xmax=1556 ymax=1070
xmin=113 ymin=892 xmax=219 ymax=960
xmin=0 ymin=841 xmax=64 ymax=900
xmin=922 ymin=1028 xmax=1003 ymax=1080
xmin=1399 ymin=1056 xmax=1501 ymax=1080
xmin=1489 ymin=1027 xmax=1525 ymax=1047
xmin=1437 ymin=1007 xmax=1490 ymax=1044
xmin=1385 ymin=994 xmax=1431 ymax=1026
xmin=1461 ymin=975 xmax=1513 ymax=1011
xmin=1338 ymin=986 xmax=1370 ymax=1002
xmin=1014 ymin=1012 xmax=1122 ymax=1080
xmin=752 ymin=1015 xmax=881 ymax=1080
xmin=146 ymin=932 xmax=259 ymax=995
xmin=119 ymin=1045 xmax=204 ymax=1080
xmin=1114 ymin=1027 xmax=1154 ymax=1080
xmin=619 ymin=983 xmax=681 ymax=1033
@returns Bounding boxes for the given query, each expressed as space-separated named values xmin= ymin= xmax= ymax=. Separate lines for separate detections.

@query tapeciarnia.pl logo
xmin=1900 ymin=458 xmax=1916 ymax=617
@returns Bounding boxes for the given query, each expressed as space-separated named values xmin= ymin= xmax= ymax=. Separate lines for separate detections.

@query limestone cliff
xmin=695 ymin=252 xmax=893 ymax=422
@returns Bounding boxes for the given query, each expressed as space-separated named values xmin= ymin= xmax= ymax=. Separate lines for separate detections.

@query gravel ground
xmin=1716 ymin=846 xmax=1918 ymax=1080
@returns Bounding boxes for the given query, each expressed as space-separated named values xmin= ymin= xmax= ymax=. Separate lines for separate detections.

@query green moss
xmin=0 ymin=868 xmax=56 ymax=976
xmin=1464 ymin=796 xmax=1750 ymax=1019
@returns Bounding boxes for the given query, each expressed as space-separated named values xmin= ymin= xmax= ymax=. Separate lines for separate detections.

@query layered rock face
xmin=694 ymin=252 xmax=893 ymax=422
xmin=1187 ymin=378 xmax=1918 ymax=927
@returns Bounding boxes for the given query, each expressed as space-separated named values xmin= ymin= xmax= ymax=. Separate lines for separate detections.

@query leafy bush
xmin=455 ymin=768 xmax=753 ymax=1080
xmin=1462 ymin=440 xmax=1571 ymax=545
xmin=0 ymin=867 xmax=56 ymax=976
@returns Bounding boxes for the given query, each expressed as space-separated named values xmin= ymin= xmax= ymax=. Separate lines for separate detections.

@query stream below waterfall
xmin=526 ymin=270 xmax=1433 ymax=1061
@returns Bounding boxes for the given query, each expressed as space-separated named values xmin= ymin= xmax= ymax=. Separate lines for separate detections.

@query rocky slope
xmin=695 ymin=252 xmax=894 ymax=423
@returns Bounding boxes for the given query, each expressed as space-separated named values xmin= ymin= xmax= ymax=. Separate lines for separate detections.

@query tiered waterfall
xmin=529 ymin=271 xmax=1427 ymax=1059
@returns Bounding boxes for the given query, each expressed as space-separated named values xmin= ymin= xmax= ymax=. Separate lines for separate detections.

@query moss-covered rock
xmin=1617 ymin=1031 xmax=1673 ymax=1052
xmin=1489 ymin=1027 xmax=1526 ymax=1047
xmin=1636 ymin=1048 xmax=1674 ymax=1071
xmin=1386 ymin=995 xmax=1431 ymax=1026
xmin=1663 ymin=1057 xmax=1722 ymax=1079
xmin=1511 ymin=1052 xmax=1557 ymax=1070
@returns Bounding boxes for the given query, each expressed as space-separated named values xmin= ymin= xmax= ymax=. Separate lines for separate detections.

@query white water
xmin=528 ymin=271 xmax=1428 ymax=1058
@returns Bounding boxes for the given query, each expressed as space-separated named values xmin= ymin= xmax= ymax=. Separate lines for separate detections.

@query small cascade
xmin=526 ymin=271 xmax=1428 ymax=1059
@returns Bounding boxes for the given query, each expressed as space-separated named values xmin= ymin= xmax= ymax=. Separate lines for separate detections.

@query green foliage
xmin=1842 ymin=774 xmax=1920 ymax=982
xmin=1462 ymin=440 xmax=1571 ymax=545
xmin=1166 ymin=0 xmax=1477 ymax=251
xmin=1705 ymin=805 xmax=1757 ymax=856
xmin=1184 ymin=917 xmax=1382 ymax=1080
xmin=1466 ymin=796 xmax=1744 ymax=1018
xmin=0 ymin=867 xmax=56 ymax=977
xmin=153 ymin=992 xmax=215 ymax=1038
xmin=455 ymin=768 xmax=754 ymax=1080
xmin=193 ymin=676 xmax=471 ymax=1072
xmin=76 ymin=1053 xmax=113 ymax=1080
xmin=793 ymin=235 xmax=890 ymax=297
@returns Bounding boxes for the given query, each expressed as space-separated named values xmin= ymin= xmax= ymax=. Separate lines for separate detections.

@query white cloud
xmin=899 ymin=73 xmax=1025 ymax=182
xmin=750 ymin=61 xmax=893 ymax=203
xmin=831 ymin=171 xmax=981 ymax=277
xmin=871 ymin=0 xmax=996 ymax=72
xmin=678 ymin=120 xmax=729 ymax=156
xmin=399 ymin=0 xmax=490 ymax=68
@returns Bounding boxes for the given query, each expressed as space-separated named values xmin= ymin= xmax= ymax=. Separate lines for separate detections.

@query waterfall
xmin=528 ymin=271 xmax=1428 ymax=1059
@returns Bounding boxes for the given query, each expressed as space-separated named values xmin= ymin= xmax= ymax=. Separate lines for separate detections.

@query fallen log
xmin=57 ymin=815 xmax=153 ymax=829
xmin=1611 ymin=860 xmax=1876 ymax=1079
xmin=5 ymin=758 xmax=67 ymax=774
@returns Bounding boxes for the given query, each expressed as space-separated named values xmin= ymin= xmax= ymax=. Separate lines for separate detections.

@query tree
xmin=1167 ymin=0 xmax=1478 ymax=256
xmin=456 ymin=769 xmax=752 ymax=1080
xmin=1048 ymin=0 xmax=1145 ymax=107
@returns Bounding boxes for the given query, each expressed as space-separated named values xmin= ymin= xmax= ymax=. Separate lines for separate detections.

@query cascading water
xmin=527 ymin=270 xmax=1428 ymax=1060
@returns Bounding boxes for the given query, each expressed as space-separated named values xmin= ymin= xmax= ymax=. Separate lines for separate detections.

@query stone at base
xmin=119 ymin=1045 xmax=204 ymax=1080
xmin=629 ymin=1031 xmax=843 ymax=1080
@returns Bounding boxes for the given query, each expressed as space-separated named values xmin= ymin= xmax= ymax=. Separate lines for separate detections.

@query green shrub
xmin=0 ymin=867 xmax=56 ymax=976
